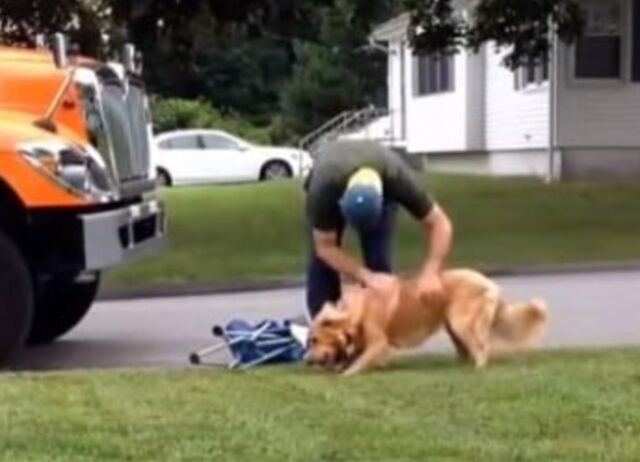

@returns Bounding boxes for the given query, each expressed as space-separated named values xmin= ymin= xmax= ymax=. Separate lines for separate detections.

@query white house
xmin=368 ymin=0 xmax=640 ymax=180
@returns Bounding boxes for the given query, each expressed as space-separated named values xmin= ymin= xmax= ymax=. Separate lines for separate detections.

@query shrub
xmin=151 ymin=97 xmax=271 ymax=144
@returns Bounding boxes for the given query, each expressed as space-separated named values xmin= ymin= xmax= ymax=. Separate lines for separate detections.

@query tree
xmin=280 ymin=0 xmax=399 ymax=136
xmin=108 ymin=0 xmax=331 ymax=120
xmin=404 ymin=0 xmax=585 ymax=69
xmin=281 ymin=43 xmax=366 ymax=135
xmin=0 ymin=0 xmax=79 ymax=45
xmin=0 ymin=0 xmax=109 ymax=56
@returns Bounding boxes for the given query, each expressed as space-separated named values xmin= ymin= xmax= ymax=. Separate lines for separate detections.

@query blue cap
xmin=339 ymin=168 xmax=383 ymax=231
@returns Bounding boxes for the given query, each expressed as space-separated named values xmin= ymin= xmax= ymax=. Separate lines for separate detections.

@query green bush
xmin=151 ymin=98 xmax=271 ymax=144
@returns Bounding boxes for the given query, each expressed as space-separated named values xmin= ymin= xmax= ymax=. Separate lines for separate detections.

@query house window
xmin=575 ymin=0 xmax=623 ymax=79
xmin=414 ymin=54 xmax=455 ymax=95
xmin=515 ymin=58 xmax=549 ymax=89
xmin=633 ymin=0 xmax=640 ymax=81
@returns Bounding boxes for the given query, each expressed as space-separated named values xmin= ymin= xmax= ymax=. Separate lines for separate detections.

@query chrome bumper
xmin=80 ymin=199 xmax=166 ymax=271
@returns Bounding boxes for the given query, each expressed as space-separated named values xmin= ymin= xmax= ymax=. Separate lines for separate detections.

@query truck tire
xmin=0 ymin=229 xmax=33 ymax=366
xmin=27 ymin=275 xmax=101 ymax=345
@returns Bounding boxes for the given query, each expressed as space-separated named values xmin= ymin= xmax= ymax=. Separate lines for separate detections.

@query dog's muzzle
xmin=306 ymin=349 xmax=349 ymax=372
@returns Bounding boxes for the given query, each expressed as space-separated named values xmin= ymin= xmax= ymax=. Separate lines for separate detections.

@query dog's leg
xmin=447 ymin=299 xmax=482 ymax=367
xmin=471 ymin=293 xmax=500 ymax=365
xmin=342 ymin=341 xmax=390 ymax=376
xmin=449 ymin=321 xmax=485 ymax=368
xmin=448 ymin=295 xmax=497 ymax=369
xmin=445 ymin=322 xmax=471 ymax=362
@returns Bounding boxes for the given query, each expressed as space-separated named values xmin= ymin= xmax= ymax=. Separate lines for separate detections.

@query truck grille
xmin=126 ymin=85 xmax=151 ymax=179
xmin=101 ymin=81 xmax=151 ymax=186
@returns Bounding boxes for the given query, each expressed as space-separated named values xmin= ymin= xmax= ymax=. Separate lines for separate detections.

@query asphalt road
xmin=13 ymin=270 xmax=640 ymax=371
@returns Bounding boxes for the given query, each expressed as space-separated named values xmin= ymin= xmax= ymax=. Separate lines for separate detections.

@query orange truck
xmin=0 ymin=35 xmax=165 ymax=366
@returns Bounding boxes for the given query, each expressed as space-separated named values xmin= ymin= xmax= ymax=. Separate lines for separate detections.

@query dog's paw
xmin=530 ymin=298 xmax=547 ymax=311
xmin=341 ymin=366 xmax=361 ymax=377
xmin=529 ymin=298 xmax=548 ymax=322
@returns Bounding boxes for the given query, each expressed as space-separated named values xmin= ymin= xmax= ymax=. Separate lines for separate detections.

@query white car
xmin=152 ymin=129 xmax=313 ymax=186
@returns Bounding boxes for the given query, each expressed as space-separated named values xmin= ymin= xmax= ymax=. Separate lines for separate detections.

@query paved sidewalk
xmin=15 ymin=269 xmax=640 ymax=371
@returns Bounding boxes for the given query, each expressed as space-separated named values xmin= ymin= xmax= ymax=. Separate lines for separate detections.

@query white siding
xmin=466 ymin=48 xmax=485 ymax=150
xmin=406 ymin=50 xmax=468 ymax=153
xmin=387 ymin=40 xmax=404 ymax=142
xmin=488 ymin=151 xmax=549 ymax=176
xmin=556 ymin=43 xmax=640 ymax=148
xmin=484 ymin=45 xmax=550 ymax=151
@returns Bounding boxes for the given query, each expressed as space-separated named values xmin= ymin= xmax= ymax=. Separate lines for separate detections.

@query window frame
xmin=570 ymin=0 xmax=630 ymax=84
xmin=631 ymin=0 xmax=640 ymax=81
xmin=414 ymin=53 xmax=455 ymax=96
xmin=515 ymin=58 xmax=550 ymax=91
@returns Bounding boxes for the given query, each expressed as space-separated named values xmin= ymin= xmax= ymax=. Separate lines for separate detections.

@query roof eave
xmin=370 ymin=12 xmax=411 ymax=42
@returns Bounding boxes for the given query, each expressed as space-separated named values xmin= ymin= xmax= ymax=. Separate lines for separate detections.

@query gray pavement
xmin=13 ymin=270 xmax=640 ymax=371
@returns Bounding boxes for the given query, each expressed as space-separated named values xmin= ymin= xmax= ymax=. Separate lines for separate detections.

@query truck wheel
xmin=27 ymin=275 xmax=101 ymax=345
xmin=0 ymin=229 xmax=33 ymax=366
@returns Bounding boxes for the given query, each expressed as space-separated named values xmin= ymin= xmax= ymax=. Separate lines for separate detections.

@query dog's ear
xmin=318 ymin=303 xmax=349 ymax=326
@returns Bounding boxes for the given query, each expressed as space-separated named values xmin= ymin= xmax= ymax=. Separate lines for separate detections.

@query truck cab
xmin=0 ymin=36 xmax=165 ymax=365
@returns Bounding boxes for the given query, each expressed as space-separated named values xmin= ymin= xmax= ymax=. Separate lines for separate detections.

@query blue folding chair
xmin=189 ymin=318 xmax=308 ymax=369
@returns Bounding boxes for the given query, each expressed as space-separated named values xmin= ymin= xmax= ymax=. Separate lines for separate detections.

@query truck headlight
xmin=18 ymin=140 xmax=115 ymax=201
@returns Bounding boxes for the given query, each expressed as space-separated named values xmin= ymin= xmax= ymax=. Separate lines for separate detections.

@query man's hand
xmin=417 ymin=269 xmax=444 ymax=302
xmin=360 ymin=270 xmax=398 ymax=295
xmin=313 ymin=230 xmax=398 ymax=295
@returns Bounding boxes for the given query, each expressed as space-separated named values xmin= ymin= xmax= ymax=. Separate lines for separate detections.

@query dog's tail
xmin=490 ymin=298 xmax=548 ymax=354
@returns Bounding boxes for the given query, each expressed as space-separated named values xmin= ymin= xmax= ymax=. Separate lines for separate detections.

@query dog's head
xmin=305 ymin=301 xmax=359 ymax=372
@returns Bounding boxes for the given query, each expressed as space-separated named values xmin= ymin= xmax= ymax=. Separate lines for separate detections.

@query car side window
xmin=162 ymin=135 xmax=200 ymax=150
xmin=158 ymin=139 xmax=173 ymax=149
xmin=201 ymin=134 xmax=239 ymax=150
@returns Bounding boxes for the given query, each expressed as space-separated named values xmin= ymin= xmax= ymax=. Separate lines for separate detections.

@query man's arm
xmin=313 ymin=230 xmax=370 ymax=284
xmin=420 ymin=203 xmax=453 ymax=275
xmin=313 ymin=230 xmax=396 ymax=290
xmin=383 ymin=157 xmax=451 ymax=274
xmin=415 ymin=203 xmax=453 ymax=298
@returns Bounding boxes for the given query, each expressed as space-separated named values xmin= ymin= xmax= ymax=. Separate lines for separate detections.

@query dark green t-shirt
xmin=306 ymin=140 xmax=433 ymax=231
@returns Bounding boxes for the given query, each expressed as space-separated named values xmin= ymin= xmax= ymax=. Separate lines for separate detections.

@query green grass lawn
xmin=105 ymin=175 xmax=640 ymax=288
xmin=1 ymin=348 xmax=639 ymax=461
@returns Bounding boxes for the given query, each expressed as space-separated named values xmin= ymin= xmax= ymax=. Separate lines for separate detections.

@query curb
xmin=97 ymin=260 xmax=640 ymax=302
xmin=98 ymin=278 xmax=305 ymax=301
xmin=479 ymin=260 xmax=640 ymax=277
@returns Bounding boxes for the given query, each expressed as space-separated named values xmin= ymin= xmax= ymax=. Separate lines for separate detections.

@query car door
xmin=200 ymin=133 xmax=257 ymax=183
xmin=156 ymin=134 xmax=204 ymax=185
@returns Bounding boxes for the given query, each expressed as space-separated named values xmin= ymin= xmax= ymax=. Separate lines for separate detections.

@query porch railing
xmin=298 ymin=106 xmax=395 ymax=157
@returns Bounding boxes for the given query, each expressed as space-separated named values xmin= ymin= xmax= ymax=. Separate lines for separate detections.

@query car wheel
xmin=27 ymin=274 xmax=101 ymax=345
xmin=0 ymin=229 xmax=33 ymax=366
xmin=260 ymin=161 xmax=292 ymax=181
xmin=156 ymin=169 xmax=172 ymax=187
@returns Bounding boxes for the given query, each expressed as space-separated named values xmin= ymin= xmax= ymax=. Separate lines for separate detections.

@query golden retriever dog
xmin=306 ymin=269 xmax=547 ymax=376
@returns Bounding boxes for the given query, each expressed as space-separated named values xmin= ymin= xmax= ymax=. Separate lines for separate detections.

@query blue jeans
xmin=306 ymin=203 xmax=397 ymax=318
